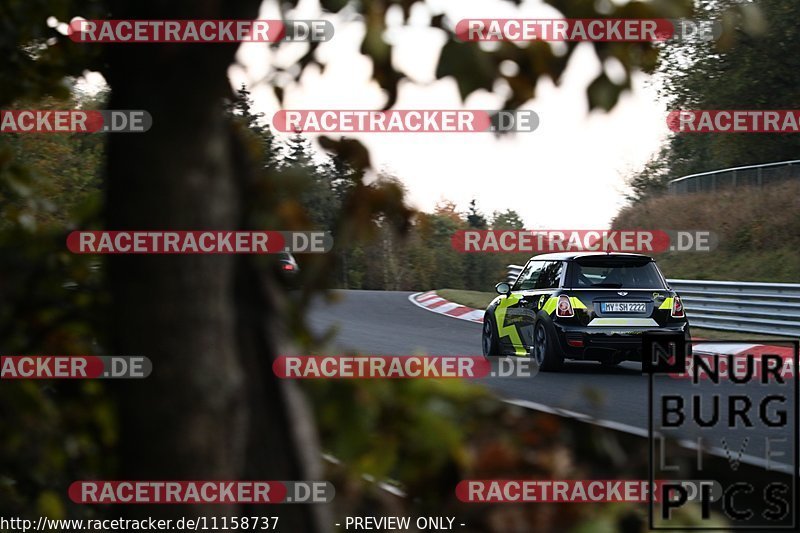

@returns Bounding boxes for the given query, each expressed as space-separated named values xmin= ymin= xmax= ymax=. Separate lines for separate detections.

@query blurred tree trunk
xmin=103 ymin=1 xmax=327 ymax=531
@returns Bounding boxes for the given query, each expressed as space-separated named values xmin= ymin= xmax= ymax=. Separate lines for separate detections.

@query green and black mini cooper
xmin=482 ymin=252 xmax=690 ymax=371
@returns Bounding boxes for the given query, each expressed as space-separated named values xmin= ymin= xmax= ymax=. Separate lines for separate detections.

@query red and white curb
xmin=693 ymin=342 xmax=794 ymax=358
xmin=408 ymin=291 xmax=484 ymax=324
xmin=671 ymin=342 xmax=795 ymax=379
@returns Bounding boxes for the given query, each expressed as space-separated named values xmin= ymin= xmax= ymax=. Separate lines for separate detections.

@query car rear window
xmin=567 ymin=256 xmax=666 ymax=289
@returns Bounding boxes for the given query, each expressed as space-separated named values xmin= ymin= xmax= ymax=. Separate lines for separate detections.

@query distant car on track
xmin=481 ymin=252 xmax=690 ymax=371
xmin=276 ymin=251 xmax=300 ymax=286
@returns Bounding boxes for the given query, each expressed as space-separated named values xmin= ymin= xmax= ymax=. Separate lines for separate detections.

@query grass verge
xmin=613 ymin=182 xmax=800 ymax=282
xmin=436 ymin=289 xmax=495 ymax=310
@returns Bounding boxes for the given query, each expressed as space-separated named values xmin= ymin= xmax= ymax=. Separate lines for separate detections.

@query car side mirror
xmin=495 ymin=282 xmax=511 ymax=295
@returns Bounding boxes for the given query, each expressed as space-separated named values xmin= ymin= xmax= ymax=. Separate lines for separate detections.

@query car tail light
xmin=556 ymin=295 xmax=574 ymax=317
xmin=671 ymin=296 xmax=685 ymax=318
xmin=566 ymin=336 xmax=584 ymax=347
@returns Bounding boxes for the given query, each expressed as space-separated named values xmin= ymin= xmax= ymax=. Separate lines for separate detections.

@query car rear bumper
xmin=553 ymin=322 xmax=690 ymax=363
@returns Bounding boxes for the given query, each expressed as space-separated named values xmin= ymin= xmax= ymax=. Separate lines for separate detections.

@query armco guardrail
xmin=668 ymin=159 xmax=800 ymax=195
xmin=506 ymin=265 xmax=800 ymax=337
xmin=507 ymin=264 xmax=523 ymax=283
xmin=667 ymin=279 xmax=800 ymax=336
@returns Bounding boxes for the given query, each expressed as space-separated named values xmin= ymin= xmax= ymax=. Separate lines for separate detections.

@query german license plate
xmin=602 ymin=302 xmax=646 ymax=313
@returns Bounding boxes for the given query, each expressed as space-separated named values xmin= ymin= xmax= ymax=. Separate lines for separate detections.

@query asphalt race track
xmin=307 ymin=290 xmax=796 ymax=472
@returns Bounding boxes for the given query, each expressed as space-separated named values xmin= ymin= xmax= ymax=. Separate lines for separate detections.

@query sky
xmin=78 ymin=0 xmax=673 ymax=229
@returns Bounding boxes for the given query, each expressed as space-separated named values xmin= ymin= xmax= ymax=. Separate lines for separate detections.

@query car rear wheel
xmin=532 ymin=321 xmax=562 ymax=372
xmin=482 ymin=316 xmax=499 ymax=357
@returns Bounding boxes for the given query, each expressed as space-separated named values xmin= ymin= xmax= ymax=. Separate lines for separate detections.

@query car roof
xmin=526 ymin=251 xmax=654 ymax=261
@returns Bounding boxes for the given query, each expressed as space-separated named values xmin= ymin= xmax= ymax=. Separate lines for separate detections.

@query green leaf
xmin=436 ymin=41 xmax=496 ymax=101
xmin=587 ymin=72 xmax=623 ymax=111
